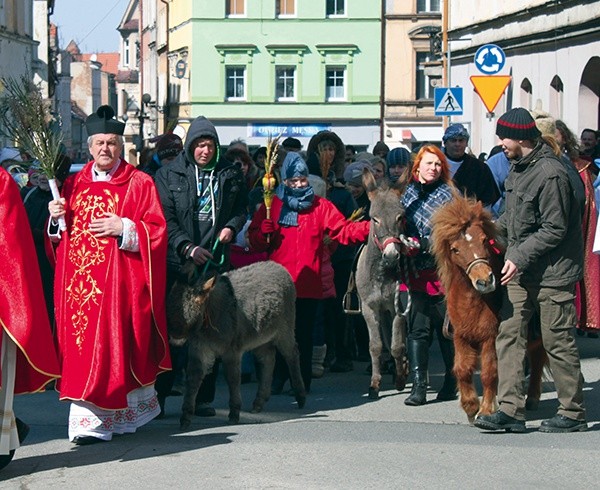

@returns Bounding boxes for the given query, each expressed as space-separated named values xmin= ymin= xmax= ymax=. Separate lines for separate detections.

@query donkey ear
xmin=362 ymin=168 xmax=377 ymax=199
xmin=202 ymin=275 xmax=217 ymax=293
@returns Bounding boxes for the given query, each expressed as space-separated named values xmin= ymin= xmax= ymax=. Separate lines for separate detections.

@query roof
xmin=80 ymin=53 xmax=120 ymax=75
xmin=116 ymin=70 xmax=139 ymax=83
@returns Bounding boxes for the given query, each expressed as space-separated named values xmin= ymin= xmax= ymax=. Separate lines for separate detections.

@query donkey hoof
xmin=179 ymin=417 xmax=191 ymax=431
xmin=228 ymin=412 xmax=240 ymax=424
xmin=295 ymin=395 xmax=306 ymax=409
xmin=251 ymin=403 xmax=264 ymax=413
xmin=525 ymin=397 xmax=540 ymax=411
xmin=368 ymin=387 xmax=380 ymax=400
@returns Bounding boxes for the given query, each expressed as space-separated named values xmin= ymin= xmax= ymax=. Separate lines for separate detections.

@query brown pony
xmin=431 ymin=196 xmax=546 ymax=423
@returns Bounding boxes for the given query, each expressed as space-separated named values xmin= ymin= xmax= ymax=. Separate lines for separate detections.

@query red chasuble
xmin=52 ymin=160 xmax=171 ymax=410
xmin=0 ymin=168 xmax=60 ymax=392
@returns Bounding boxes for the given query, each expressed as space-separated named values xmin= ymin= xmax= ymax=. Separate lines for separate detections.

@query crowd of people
xmin=1 ymin=104 xmax=599 ymax=468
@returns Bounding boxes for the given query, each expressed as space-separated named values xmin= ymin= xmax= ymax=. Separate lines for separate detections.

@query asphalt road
xmin=2 ymin=336 xmax=600 ymax=489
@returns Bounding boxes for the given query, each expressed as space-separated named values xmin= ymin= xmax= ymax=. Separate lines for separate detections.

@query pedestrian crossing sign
xmin=434 ymin=87 xmax=463 ymax=116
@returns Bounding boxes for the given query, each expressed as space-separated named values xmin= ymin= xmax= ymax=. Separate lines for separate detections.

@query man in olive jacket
xmin=155 ymin=116 xmax=247 ymax=416
xmin=474 ymin=108 xmax=586 ymax=434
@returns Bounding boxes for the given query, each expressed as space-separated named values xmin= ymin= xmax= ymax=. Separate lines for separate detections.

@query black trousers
xmin=273 ymin=297 xmax=318 ymax=391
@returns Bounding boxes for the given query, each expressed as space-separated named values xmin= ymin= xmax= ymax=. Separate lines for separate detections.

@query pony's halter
xmin=373 ymin=234 xmax=402 ymax=252
xmin=465 ymin=257 xmax=491 ymax=276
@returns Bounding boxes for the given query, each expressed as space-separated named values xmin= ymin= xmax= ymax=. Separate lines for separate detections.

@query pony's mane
xmin=430 ymin=196 xmax=499 ymax=288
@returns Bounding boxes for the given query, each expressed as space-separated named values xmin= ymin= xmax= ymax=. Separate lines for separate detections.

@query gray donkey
xmin=168 ymin=261 xmax=306 ymax=429
xmin=355 ymin=170 xmax=409 ymax=399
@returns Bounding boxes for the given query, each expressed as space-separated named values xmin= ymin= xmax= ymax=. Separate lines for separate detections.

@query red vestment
xmin=574 ymin=159 xmax=600 ymax=331
xmin=0 ymin=168 xmax=60 ymax=393
xmin=52 ymin=161 xmax=170 ymax=410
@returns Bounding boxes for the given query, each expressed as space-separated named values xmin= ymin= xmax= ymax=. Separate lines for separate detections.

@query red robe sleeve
xmin=0 ymin=168 xmax=60 ymax=393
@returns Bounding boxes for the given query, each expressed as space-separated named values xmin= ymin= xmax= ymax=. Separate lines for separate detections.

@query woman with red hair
xmin=399 ymin=145 xmax=456 ymax=406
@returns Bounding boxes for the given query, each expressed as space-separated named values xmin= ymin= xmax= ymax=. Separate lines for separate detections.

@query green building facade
xmin=175 ymin=0 xmax=382 ymax=150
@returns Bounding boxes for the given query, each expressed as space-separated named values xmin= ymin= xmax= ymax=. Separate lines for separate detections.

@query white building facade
xmin=447 ymin=0 xmax=600 ymax=155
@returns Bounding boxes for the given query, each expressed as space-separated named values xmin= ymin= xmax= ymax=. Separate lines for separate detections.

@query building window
xmin=276 ymin=0 xmax=295 ymax=17
xmin=549 ymin=75 xmax=564 ymax=118
xmin=226 ymin=0 xmax=245 ymax=16
xmin=276 ymin=67 xmax=295 ymax=101
xmin=417 ymin=0 xmax=441 ymax=12
xmin=326 ymin=0 xmax=345 ymax=16
xmin=226 ymin=67 xmax=246 ymax=100
xmin=520 ymin=78 xmax=532 ymax=109
xmin=416 ymin=52 xmax=433 ymax=100
xmin=124 ymin=38 xmax=130 ymax=66
xmin=326 ymin=68 xmax=345 ymax=101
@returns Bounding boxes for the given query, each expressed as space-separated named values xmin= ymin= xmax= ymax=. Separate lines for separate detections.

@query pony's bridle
xmin=465 ymin=257 xmax=491 ymax=276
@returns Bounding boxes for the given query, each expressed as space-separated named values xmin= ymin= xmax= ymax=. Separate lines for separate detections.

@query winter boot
xmin=436 ymin=335 xmax=457 ymax=401
xmin=404 ymin=339 xmax=429 ymax=406
xmin=312 ymin=345 xmax=327 ymax=378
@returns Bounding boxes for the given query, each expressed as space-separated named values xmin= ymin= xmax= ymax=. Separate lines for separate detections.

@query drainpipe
xmin=160 ymin=0 xmax=170 ymax=129
xmin=379 ymin=0 xmax=386 ymax=142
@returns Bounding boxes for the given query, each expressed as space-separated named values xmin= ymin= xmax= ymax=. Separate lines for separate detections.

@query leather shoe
xmin=474 ymin=410 xmax=526 ymax=433
xmin=72 ymin=435 xmax=105 ymax=445
xmin=539 ymin=414 xmax=587 ymax=433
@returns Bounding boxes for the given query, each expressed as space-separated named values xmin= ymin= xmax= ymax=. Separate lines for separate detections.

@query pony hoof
xmin=467 ymin=414 xmax=476 ymax=426
xmin=228 ymin=414 xmax=240 ymax=424
xmin=179 ymin=418 xmax=191 ymax=431
xmin=368 ymin=387 xmax=380 ymax=399
xmin=296 ymin=395 xmax=306 ymax=409
xmin=395 ymin=376 xmax=407 ymax=392
xmin=525 ymin=397 xmax=540 ymax=411
xmin=251 ymin=404 xmax=264 ymax=414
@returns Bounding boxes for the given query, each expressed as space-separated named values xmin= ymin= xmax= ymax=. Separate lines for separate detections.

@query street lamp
xmin=137 ymin=93 xmax=152 ymax=152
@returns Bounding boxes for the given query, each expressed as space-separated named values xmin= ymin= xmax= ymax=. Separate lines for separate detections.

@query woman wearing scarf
xmin=249 ymin=153 xmax=369 ymax=392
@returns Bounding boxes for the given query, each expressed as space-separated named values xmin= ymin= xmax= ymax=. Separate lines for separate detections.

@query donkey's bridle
xmin=465 ymin=257 xmax=491 ymax=276
xmin=373 ymin=234 xmax=402 ymax=252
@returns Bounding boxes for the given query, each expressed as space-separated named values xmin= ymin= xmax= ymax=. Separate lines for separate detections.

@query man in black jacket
xmin=474 ymin=108 xmax=586 ymax=434
xmin=443 ymin=123 xmax=500 ymax=207
xmin=155 ymin=116 xmax=247 ymax=417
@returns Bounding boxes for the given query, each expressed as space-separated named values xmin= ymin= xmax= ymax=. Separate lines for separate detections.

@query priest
xmin=48 ymin=105 xmax=170 ymax=445
xmin=1 ymin=167 xmax=60 ymax=469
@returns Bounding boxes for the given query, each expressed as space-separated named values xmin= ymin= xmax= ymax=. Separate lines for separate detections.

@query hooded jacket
xmin=155 ymin=116 xmax=247 ymax=271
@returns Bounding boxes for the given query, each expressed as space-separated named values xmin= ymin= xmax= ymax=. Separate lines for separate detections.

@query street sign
xmin=474 ymin=44 xmax=506 ymax=74
xmin=434 ymin=87 xmax=463 ymax=116
xmin=470 ymin=76 xmax=512 ymax=113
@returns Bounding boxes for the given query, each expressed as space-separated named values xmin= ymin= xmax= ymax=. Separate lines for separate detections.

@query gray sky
xmin=52 ymin=0 xmax=129 ymax=53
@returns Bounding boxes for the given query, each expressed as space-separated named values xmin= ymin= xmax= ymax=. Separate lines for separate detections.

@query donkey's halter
xmin=373 ymin=234 xmax=402 ymax=252
xmin=465 ymin=258 xmax=491 ymax=277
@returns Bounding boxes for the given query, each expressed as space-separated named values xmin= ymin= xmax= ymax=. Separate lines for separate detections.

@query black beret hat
xmin=86 ymin=105 xmax=125 ymax=136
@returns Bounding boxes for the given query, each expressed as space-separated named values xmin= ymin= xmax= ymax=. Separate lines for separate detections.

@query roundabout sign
xmin=474 ymin=44 xmax=506 ymax=75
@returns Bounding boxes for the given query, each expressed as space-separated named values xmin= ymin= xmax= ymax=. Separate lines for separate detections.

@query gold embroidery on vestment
xmin=66 ymin=188 xmax=120 ymax=351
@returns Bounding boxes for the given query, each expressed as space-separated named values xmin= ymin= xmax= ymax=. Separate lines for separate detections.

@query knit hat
xmin=85 ymin=105 xmax=125 ymax=136
xmin=156 ymin=133 xmax=183 ymax=160
xmin=443 ymin=123 xmax=470 ymax=142
xmin=281 ymin=152 xmax=309 ymax=180
xmin=496 ymin=107 xmax=541 ymax=141
xmin=386 ymin=147 xmax=411 ymax=168
xmin=343 ymin=160 xmax=372 ymax=187
xmin=530 ymin=109 xmax=556 ymax=137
